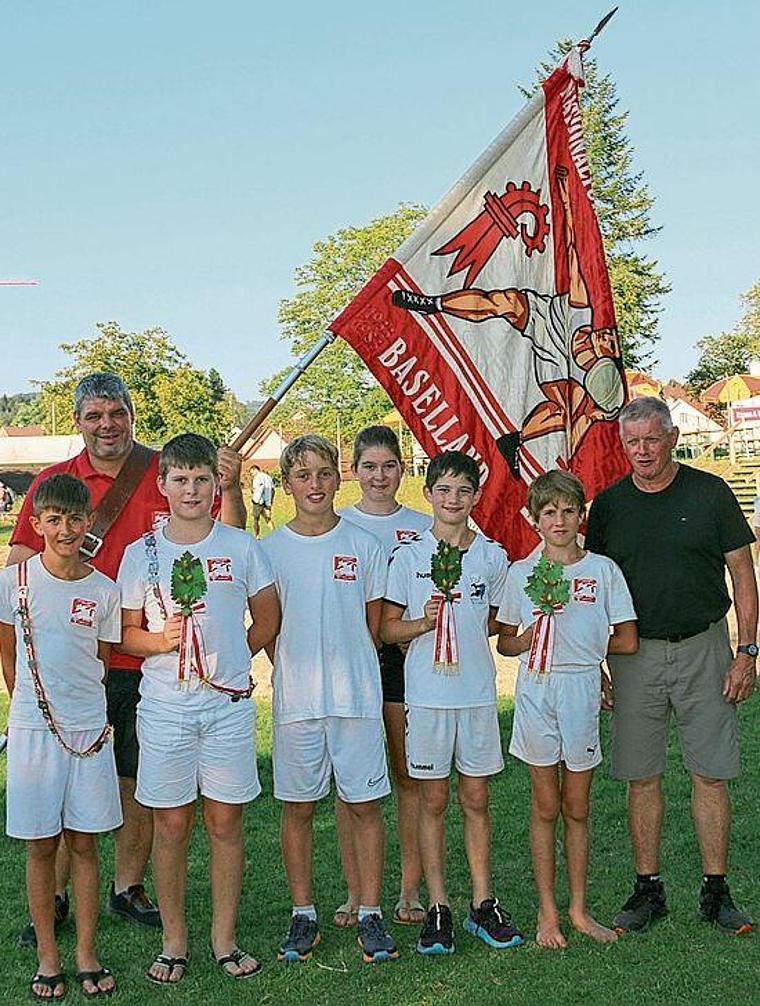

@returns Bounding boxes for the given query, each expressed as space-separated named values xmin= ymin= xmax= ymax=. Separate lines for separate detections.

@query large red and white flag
xmin=330 ymin=48 xmax=629 ymax=558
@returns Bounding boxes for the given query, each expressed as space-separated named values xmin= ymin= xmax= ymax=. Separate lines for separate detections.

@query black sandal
xmin=212 ymin=947 xmax=262 ymax=978
xmin=30 ymin=973 xmax=66 ymax=1001
xmin=145 ymin=954 xmax=188 ymax=985
xmin=75 ymin=967 xmax=115 ymax=998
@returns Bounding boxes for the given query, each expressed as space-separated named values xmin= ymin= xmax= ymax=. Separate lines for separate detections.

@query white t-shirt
xmin=252 ymin=470 xmax=274 ymax=507
xmin=340 ymin=504 xmax=430 ymax=558
xmin=497 ymin=550 xmax=636 ymax=673
xmin=0 ymin=555 xmax=121 ymax=730
xmin=118 ymin=522 xmax=274 ymax=706
xmin=260 ymin=518 xmax=386 ymax=725
xmin=385 ymin=530 xmax=509 ymax=709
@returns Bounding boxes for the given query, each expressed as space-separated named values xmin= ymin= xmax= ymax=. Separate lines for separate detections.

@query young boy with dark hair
xmin=118 ymin=433 xmax=279 ymax=985
xmin=261 ymin=433 xmax=398 ymax=965
xmin=497 ymin=470 xmax=637 ymax=948
xmin=0 ymin=473 xmax=122 ymax=1000
xmin=381 ymin=450 xmax=522 ymax=956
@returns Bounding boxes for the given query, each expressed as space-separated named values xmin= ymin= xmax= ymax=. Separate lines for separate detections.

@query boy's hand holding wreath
xmin=171 ymin=551 xmax=209 ymax=683
xmin=523 ymin=555 xmax=570 ymax=676
xmin=430 ymin=540 xmax=463 ymax=675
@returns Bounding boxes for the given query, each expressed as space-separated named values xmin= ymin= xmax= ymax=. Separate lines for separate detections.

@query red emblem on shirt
xmin=334 ymin=555 xmax=358 ymax=581
xmin=152 ymin=510 xmax=171 ymax=530
xmin=70 ymin=598 xmax=97 ymax=627
xmin=207 ymin=557 xmax=233 ymax=581
xmin=395 ymin=529 xmax=420 ymax=543
xmin=573 ymin=578 xmax=598 ymax=604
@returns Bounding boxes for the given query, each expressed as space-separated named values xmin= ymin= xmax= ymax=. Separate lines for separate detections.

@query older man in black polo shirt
xmin=586 ymin=396 xmax=756 ymax=935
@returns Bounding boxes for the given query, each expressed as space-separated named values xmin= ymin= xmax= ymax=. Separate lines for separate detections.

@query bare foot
xmin=536 ymin=911 xmax=568 ymax=950
xmin=569 ymin=911 xmax=618 ymax=943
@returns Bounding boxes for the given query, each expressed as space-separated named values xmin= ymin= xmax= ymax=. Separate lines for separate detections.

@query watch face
xmin=739 ymin=644 xmax=759 ymax=657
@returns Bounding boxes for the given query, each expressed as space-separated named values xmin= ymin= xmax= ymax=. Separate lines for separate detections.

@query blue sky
xmin=1 ymin=0 xmax=759 ymax=402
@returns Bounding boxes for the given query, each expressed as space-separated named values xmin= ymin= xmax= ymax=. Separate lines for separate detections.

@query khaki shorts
xmin=607 ymin=619 xmax=740 ymax=781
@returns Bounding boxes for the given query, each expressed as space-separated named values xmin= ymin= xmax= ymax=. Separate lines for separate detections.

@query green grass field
xmin=1 ymin=693 xmax=758 ymax=1005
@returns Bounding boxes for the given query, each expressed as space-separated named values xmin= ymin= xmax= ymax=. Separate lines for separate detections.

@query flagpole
xmin=228 ymin=332 xmax=336 ymax=453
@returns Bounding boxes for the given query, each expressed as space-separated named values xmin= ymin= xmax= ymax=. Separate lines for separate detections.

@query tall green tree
xmin=37 ymin=322 xmax=238 ymax=444
xmin=685 ymin=280 xmax=760 ymax=396
xmin=526 ymin=44 xmax=670 ymax=366
xmin=261 ymin=204 xmax=427 ymax=442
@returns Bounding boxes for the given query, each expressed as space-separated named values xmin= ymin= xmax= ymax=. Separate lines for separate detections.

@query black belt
xmin=643 ymin=622 xmax=714 ymax=644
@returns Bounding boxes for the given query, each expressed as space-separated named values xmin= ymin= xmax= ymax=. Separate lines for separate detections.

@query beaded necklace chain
xmin=143 ymin=532 xmax=253 ymax=702
xmin=16 ymin=561 xmax=112 ymax=758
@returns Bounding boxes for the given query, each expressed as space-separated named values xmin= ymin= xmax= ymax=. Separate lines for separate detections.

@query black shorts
xmin=379 ymin=644 xmax=405 ymax=704
xmin=106 ymin=668 xmax=142 ymax=779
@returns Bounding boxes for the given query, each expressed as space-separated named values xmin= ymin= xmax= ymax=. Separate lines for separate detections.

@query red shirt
xmin=12 ymin=446 xmax=169 ymax=670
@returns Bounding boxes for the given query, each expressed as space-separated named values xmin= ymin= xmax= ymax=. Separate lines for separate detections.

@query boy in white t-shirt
xmin=497 ymin=470 xmax=637 ymax=949
xmin=0 ymin=474 xmax=122 ymax=1001
xmin=381 ymin=450 xmax=523 ymax=956
xmin=118 ymin=434 xmax=279 ymax=985
xmin=260 ymin=434 xmax=398 ymax=965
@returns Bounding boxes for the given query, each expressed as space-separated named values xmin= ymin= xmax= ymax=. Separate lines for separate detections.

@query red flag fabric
xmin=330 ymin=48 xmax=629 ymax=559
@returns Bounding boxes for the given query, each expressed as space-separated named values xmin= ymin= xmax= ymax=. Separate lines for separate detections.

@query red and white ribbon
xmin=177 ymin=605 xmax=209 ymax=685
xmin=432 ymin=591 xmax=461 ymax=675
xmin=527 ymin=609 xmax=558 ymax=677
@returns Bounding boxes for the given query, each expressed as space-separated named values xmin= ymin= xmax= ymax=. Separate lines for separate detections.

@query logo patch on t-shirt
xmin=334 ymin=555 xmax=358 ymax=581
xmin=573 ymin=578 xmax=598 ymax=604
xmin=152 ymin=510 xmax=171 ymax=530
xmin=470 ymin=581 xmax=487 ymax=601
xmin=395 ymin=529 xmax=419 ymax=543
xmin=207 ymin=557 xmax=233 ymax=581
xmin=70 ymin=598 xmax=97 ymax=627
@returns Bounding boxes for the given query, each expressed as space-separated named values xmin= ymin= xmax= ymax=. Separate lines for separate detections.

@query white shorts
xmin=6 ymin=727 xmax=122 ymax=840
xmin=510 ymin=667 xmax=602 ymax=771
xmin=273 ymin=717 xmax=390 ymax=803
xmin=136 ymin=697 xmax=260 ymax=808
xmin=406 ymin=705 xmax=504 ymax=779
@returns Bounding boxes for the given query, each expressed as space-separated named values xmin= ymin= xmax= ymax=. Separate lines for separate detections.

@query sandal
xmin=75 ymin=968 xmax=115 ymax=998
xmin=30 ymin=973 xmax=66 ymax=1001
xmin=393 ymin=897 xmax=426 ymax=925
xmin=212 ymin=947 xmax=262 ymax=979
xmin=333 ymin=901 xmax=359 ymax=928
xmin=145 ymin=954 xmax=188 ymax=985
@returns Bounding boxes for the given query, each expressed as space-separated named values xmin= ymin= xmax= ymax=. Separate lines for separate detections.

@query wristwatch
xmin=736 ymin=643 xmax=759 ymax=657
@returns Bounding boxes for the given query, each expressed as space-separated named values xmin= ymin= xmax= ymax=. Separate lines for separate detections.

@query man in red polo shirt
xmin=8 ymin=372 xmax=247 ymax=944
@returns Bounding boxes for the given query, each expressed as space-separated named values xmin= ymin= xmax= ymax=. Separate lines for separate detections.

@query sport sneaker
xmin=357 ymin=913 xmax=399 ymax=963
xmin=612 ymin=878 xmax=668 ymax=932
xmin=698 ymin=879 xmax=754 ymax=935
xmin=391 ymin=290 xmax=440 ymax=314
xmin=18 ymin=892 xmax=70 ymax=948
xmin=463 ymin=898 xmax=524 ymax=949
xmin=107 ymin=883 xmax=161 ymax=928
xmin=277 ymin=914 xmax=321 ymax=963
xmin=416 ymin=903 xmax=455 ymax=955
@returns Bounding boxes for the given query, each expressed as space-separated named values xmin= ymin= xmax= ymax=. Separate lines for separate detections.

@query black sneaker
xmin=612 ymin=878 xmax=668 ymax=933
xmin=107 ymin=883 xmax=161 ymax=928
xmin=698 ymin=879 xmax=754 ymax=935
xmin=277 ymin=914 xmax=321 ymax=963
xmin=356 ymin=913 xmax=399 ymax=963
xmin=463 ymin=898 xmax=524 ymax=949
xmin=391 ymin=290 xmax=440 ymax=314
xmin=416 ymin=903 xmax=455 ymax=955
xmin=18 ymin=892 xmax=70 ymax=948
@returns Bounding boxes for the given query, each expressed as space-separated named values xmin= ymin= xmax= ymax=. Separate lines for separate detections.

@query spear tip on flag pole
xmin=581 ymin=7 xmax=618 ymax=49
